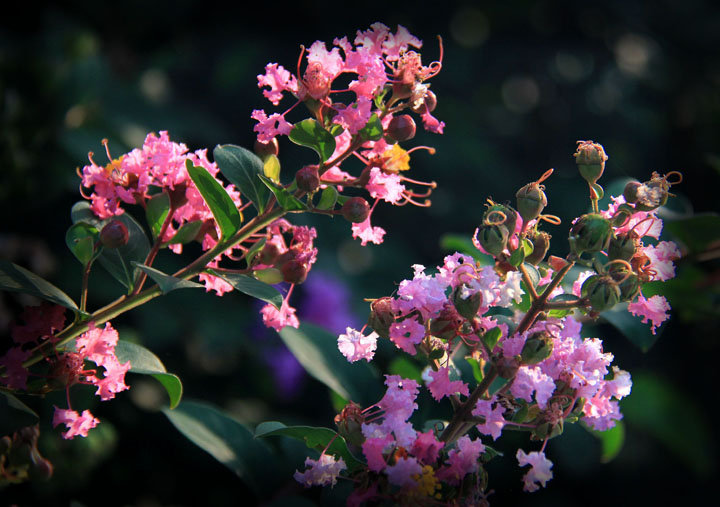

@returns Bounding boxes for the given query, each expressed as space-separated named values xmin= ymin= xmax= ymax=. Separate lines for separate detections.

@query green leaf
xmin=586 ymin=420 xmax=625 ymax=463
xmin=213 ymin=144 xmax=270 ymax=214
xmin=0 ymin=392 xmax=39 ymax=434
xmin=664 ymin=213 xmax=720 ymax=254
xmin=439 ymin=234 xmax=494 ymax=265
xmin=288 ymin=119 xmax=336 ymax=163
xmin=590 ymin=182 xmax=604 ymax=200
xmin=601 ymin=302 xmax=659 ymax=352
xmin=482 ymin=327 xmax=502 ymax=352
xmin=388 ymin=357 xmax=423 ymax=383
xmin=208 ymin=270 xmax=283 ymax=309
xmin=186 ymin=160 xmax=241 ymax=240
xmin=329 ymin=124 xmax=344 ymax=137
xmin=316 ymin=186 xmax=338 ymax=210
xmin=358 ymin=113 xmax=383 ymax=141
xmin=65 ymin=222 xmax=99 ymax=265
xmin=622 ymin=372 xmax=714 ymax=478
xmin=263 ymin=154 xmax=281 ymax=182
xmin=71 ymin=201 xmax=151 ymax=292
xmin=0 ymin=260 xmax=79 ymax=311
xmin=146 ymin=192 xmax=171 ymax=239
xmin=255 ymin=422 xmax=364 ymax=472
xmin=279 ymin=324 xmax=380 ymax=405
xmin=522 ymin=263 xmax=540 ymax=287
xmin=132 ymin=262 xmax=203 ymax=294
xmin=465 ymin=357 xmax=484 ymax=383
xmin=521 ymin=238 xmax=534 ymax=256
xmin=167 ymin=220 xmax=203 ymax=245
xmin=115 ymin=340 xmax=183 ymax=409
xmin=163 ymin=400 xmax=276 ymax=495
xmin=547 ymin=294 xmax=581 ymax=318
xmin=258 ymin=175 xmax=307 ymax=211
xmin=509 ymin=246 xmax=526 ymax=267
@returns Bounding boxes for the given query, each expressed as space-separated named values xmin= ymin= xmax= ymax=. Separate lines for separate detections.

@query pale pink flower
xmin=436 ymin=436 xmax=485 ymax=485
xmin=389 ymin=317 xmax=425 ymax=355
xmin=76 ymin=322 xmax=119 ymax=366
xmin=572 ymin=270 xmax=595 ymax=297
xmin=53 ymin=407 xmax=100 ymax=439
xmin=260 ymin=301 xmax=300 ymax=332
xmin=257 ymin=63 xmax=298 ymax=105
xmin=351 ymin=216 xmax=386 ymax=246
xmin=642 ymin=241 xmax=681 ymax=281
xmin=382 ymin=25 xmax=423 ymax=61
xmin=251 ymin=109 xmax=293 ymax=143
xmin=333 ymin=97 xmax=372 ymax=134
xmin=603 ymin=195 xmax=663 ymax=239
xmin=516 ymin=449 xmax=553 ymax=492
xmin=362 ymin=435 xmax=394 ymax=472
xmin=366 ymin=167 xmax=405 ymax=204
xmin=425 ymin=367 xmax=469 ymax=401
xmin=410 ymin=430 xmax=444 ymax=465
xmin=511 ymin=366 xmax=556 ymax=409
xmin=582 ymin=395 xmax=622 ymax=431
xmin=628 ymin=294 xmax=670 ymax=334
xmin=88 ymin=354 xmax=130 ymax=401
xmin=337 ymin=327 xmax=378 ymax=362
xmin=472 ymin=398 xmax=506 ymax=440
xmin=294 ymin=453 xmax=346 ymax=488
xmin=385 ymin=456 xmax=422 ymax=487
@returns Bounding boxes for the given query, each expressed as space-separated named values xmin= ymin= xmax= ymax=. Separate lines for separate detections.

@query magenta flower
xmin=351 ymin=215 xmax=386 ymax=246
xmin=52 ymin=407 xmax=100 ymax=440
xmin=628 ymin=294 xmax=671 ymax=334
xmin=389 ymin=317 xmax=425 ymax=355
xmin=472 ymin=398 xmax=507 ymax=441
xmin=250 ymin=110 xmax=293 ymax=143
xmin=436 ymin=436 xmax=485 ymax=485
xmin=260 ymin=301 xmax=300 ymax=333
xmin=425 ymin=367 xmax=469 ymax=401
xmin=256 ymin=63 xmax=297 ymax=106
xmin=333 ymin=97 xmax=372 ymax=135
xmin=516 ymin=449 xmax=553 ymax=492
xmin=0 ymin=347 xmax=32 ymax=390
xmin=385 ymin=456 xmax=422 ymax=487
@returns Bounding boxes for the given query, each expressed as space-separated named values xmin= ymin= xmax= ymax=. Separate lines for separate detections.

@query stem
xmin=516 ymin=260 xmax=575 ymax=335
xmin=440 ymin=366 xmax=498 ymax=443
xmin=131 ymin=201 xmax=175 ymax=296
xmin=80 ymin=261 xmax=93 ymax=312
xmin=518 ymin=263 xmax=539 ymax=300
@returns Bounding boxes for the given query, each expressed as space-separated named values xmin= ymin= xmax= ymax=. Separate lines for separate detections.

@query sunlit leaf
xmin=214 ymin=144 xmax=270 ymax=214
xmin=186 ymin=160 xmax=241 ymax=240
xmin=146 ymin=192 xmax=171 ymax=238
xmin=288 ymin=119 xmax=336 ymax=163
xmin=258 ymin=174 xmax=307 ymax=211
xmin=65 ymin=222 xmax=99 ymax=265
xmin=585 ymin=420 xmax=625 ymax=463
xmin=115 ymin=340 xmax=183 ymax=409
xmin=208 ymin=269 xmax=283 ymax=308
xmin=167 ymin=220 xmax=203 ymax=245
xmin=132 ymin=262 xmax=204 ymax=294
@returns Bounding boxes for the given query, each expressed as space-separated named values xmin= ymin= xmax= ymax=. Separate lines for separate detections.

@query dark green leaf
xmin=146 ymin=193 xmax=171 ymax=239
xmin=213 ymin=144 xmax=269 ymax=214
xmin=0 ymin=260 xmax=78 ymax=311
xmin=622 ymin=372 xmax=714 ymax=478
xmin=186 ymin=160 xmax=241 ymax=240
xmin=522 ymin=263 xmax=540 ymax=287
xmin=439 ymin=234 xmax=494 ymax=265
xmin=163 ymin=400 xmax=277 ymax=495
xmin=258 ymin=175 xmax=307 ymax=211
xmin=316 ymin=186 xmax=338 ymax=210
xmin=601 ymin=302 xmax=660 ymax=352
xmin=465 ymin=356 xmax=484 ymax=383
xmin=0 ymin=392 xmax=39 ymax=434
xmin=255 ymin=422 xmax=364 ymax=472
xmin=71 ymin=201 xmax=151 ymax=292
xmin=585 ymin=420 xmax=625 ymax=463
xmin=664 ymin=213 xmax=720 ymax=254
xmin=482 ymin=327 xmax=502 ymax=352
xmin=288 ymin=119 xmax=336 ymax=163
xmin=132 ymin=262 xmax=203 ymax=294
xmin=209 ymin=270 xmax=283 ymax=309
xmin=547 ymin=294 xmax=582 ymax=318
xmin=263 ymin=154 xmax=281 ymax=182
xmin=388 ymin=357 xmax=423 ymax=383
xmin=115 ymin=340 xmax=183 ymax=409
xmin=329 ymin=124 xmax=344 ymax=137
xmin=509 ymin=246 xmax=526 ymax=267
xmin=358 ymin=113 xmax=383 ymax=141
xmin=167 ymin=220 xmax=203 ymax=245
xmin=279 ymin=324 xmax=380 ymax=405
xmin=65 ymin=222 xmax=99 ymax=265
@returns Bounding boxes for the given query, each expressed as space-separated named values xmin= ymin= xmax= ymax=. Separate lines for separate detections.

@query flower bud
xmin=496 ymin=356 xmax=520 ymax=379
xmin=483 ymin=204 xmax=518 ymax=237
xmin=254 ymin=267 xmax=283 ymax=285
xmin=452 ymin=286 xmax=482 ymax=320
xmin=281 ymin=259 xmax=308 ymax=284
xmin=99 ymin=220 xmax=128 ymax=249
xmin=581 ymin=275 xmax=620 ymax=312
xmin=477 ymin=224 xmax=509 ymax=257
xmin=368 ymin=297 xmax=395 ymax=339
xmin=623 ymin=180 xmax=642 ymax=203
xmin=412 ymin=89 xmax=437 ymax=113
xmin=515 ymin=182 xmax=547 ymax=223
xmin=334 ymin=402 xmax=365 ymax=448
xmin=534 ymin=420 xmax=564 ymax=440
xmin=608 ymin=233 xmax=638 ymax=262
xmin=634 ymin=173 xmax=671 ymax=212
xmin=253 ymin=138 xmax=279 ymax=158
xmin=525 ymin=231 xmax=551 ymax=265
xmin=258 ymin=242 xmax=282 ymax=266
xmin=429 ymin=303 xmax=463 ymax=341
xmin=341 ymin=197 xmax=370 ymax=223
xmin=609 ymin=266 xmax=641 ymax=302
xmin=568 ymin=213 xmax=613 ymax=256
xmin=574 ymin=140 xmax=608 ymax=184
xmin=295 ymin=165 xmax=320 ymax=193
xmin=520 ymin=331 xmax=554 ymax=365
xmin=386 ymin=115 xmax=416 ymax=142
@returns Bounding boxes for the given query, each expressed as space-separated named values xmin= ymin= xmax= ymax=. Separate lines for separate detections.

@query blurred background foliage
xmin=1 ymin=0 xmax=719 ymax=505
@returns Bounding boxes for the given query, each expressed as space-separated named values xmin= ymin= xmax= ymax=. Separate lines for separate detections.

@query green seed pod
xmin=574 ymin=140 xmax=608 ymax=184
xmin=521 ymin=331 xmax=554 ymax=365
xmin=496 ymin=356 xmax=520 ymax=379
xmin=525 ymin=231 xmax=551 ymax=265
xmin=609 ymin=266 xmax=641 ymax=302
xmin=515 ymin=182 xmax=548 ymax=223
xmin=483 ymin=203 xmax=518 ymax=238
xmin=429 ymin=304 xmax=463 ymax=341
xmin=452 ymin=286 xmax=482 ymax=320
xmin=568 ymin=213 xmax=613 ymax=256
xmin=477 ymin=224 xmax=509 ymax=257
xmin=581 ymin=275 xmax=621 ymax=312
xmin=623 ymin=180 xmax=642 ymax=203
xmin=607 ymin=233 xmax=638 ymax=262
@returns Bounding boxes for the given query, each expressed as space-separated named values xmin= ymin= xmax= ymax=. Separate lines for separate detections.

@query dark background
xmin=2 ymin=1 xmax=718 ymax=505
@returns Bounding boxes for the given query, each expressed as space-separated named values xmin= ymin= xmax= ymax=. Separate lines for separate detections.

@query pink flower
xmin=410 ymin=430 xmax=444 ymax=465
xmin=198 ymin=271 xmax=234 ymax=296
xmin=510 ymin=366 xmax=556 ymax=409
xmin=389 ymin=317 xmax=425 ymax=355
xmin=366 ymin=168 xmax=405 ymax=204
xmin=572 ymin=270 xmax=594 ymax=297
xmin=10 ymin=303 xmax=66 ymax=345
xmin=294 ymin=453 xmax=346 ymax=488
xmin=52 ymin=407 xmax=100 ymax=439
xmin=641 ymin=241 xmax=681 ymax=281
xmin=337 ymin=327 xmax=378 ymax=362
xmin=420 ymin=109 xmax=445 ymax=134
xmin=516 ymin=449 xmax=553 ymax=492
xmin=385 ymin=456 xmax=422 ymax=487
xmin=333 ymin=97 xmax=372 ymax=135
xmin=0 ymin=347 xmax=31 ymax=389
xmin=425 ymin=367 xmax=469 ymax=401
xmin=257 ymin=63 xmax=297 ymax=105
xmin=472 ymin=398 xmax=507 ymax=440
xmin=76 ymin=322 xmax=119 ymax=366
xmin=88 ymin=354 xmax=131 ymax=401
xmin=436 ymin=436 xmax=485 ymax=485
xmin=362 ymin=435 xmax=394 ymax=472
xmin=628 ymin=294 xmax=671 ymax=334
xmin=260 ymin=301 xmax=300 ymax=332
xmin=351 ymin=216 xmax=386 ymax=246
xmin=582 ymin=396 xmax=622 ymax=431
xmin=251 ymin=109 xmax=293 ymax=143
xmin=382 ymin=25 xmax=423 ymax=61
